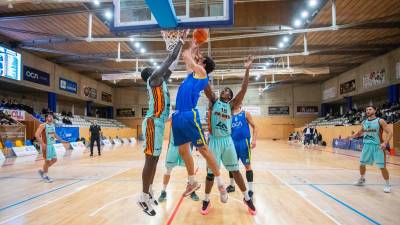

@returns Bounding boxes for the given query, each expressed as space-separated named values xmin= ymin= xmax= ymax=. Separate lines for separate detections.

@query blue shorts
xmin=142 ymin=117 xmax=165 ymax=156
xmin=234 ymin=138 xmax=251 ymax=165
xmin=172 ymin=109 xmax=206 ymax=147
xmin=360 ymin=143 xmax=385 ymax=169
xmin=42 ymin=144 xmax=57 ymax=160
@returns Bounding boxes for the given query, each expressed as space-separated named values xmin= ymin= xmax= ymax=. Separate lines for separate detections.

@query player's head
xmin=45 ymin=113 xmax=53 ymax=123
xmin=220 ymin=87 xmax=233 ymax=102
xmin=141 ymin=67 xmax=155 ymax=82
xmin=366 ymin=105 xmax=376 ymax=117
xmin=201 ymin=56 xmax=215 ymax=74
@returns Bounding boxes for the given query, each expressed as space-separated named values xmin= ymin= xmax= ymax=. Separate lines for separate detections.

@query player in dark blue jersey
xmin=172 ymin=40 xmax=228 ymax=201
xmin=227 ymin=105 xmax=257 ymax=199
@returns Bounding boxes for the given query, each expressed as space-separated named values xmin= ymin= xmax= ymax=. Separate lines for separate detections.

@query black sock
xmin=246 ymin=170 xmax=253 ymax=183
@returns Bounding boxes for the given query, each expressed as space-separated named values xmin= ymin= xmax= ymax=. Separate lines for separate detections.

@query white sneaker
xmin=384 ymin=185 xmax=391 ymax=193
xmin=353 ymin=177 xmax=365 ymax=186
xmin=148 ymin=189 xmax=158 ymax=206
xmin=218 ymin=185 xmax=229 ymax=203
xmin=137 ymin=193 xmax=156 ymax=216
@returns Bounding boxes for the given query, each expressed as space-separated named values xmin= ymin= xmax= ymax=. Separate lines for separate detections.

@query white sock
xmin=43 ymin=172 xmax=48 ymax=177
xmin=162 ymin=184 xmax=167 ymax=191
xmin=215 ymin=176 xmax=223 ymax=186
xmin=230 ymin=178 xmax=235 ymax=186
xmin=149 ymin=184 xmax=153 ymax=192
xmin=360 ymin=175 xmax=365 ymax=179
xmin=385 ymin=179 xmax=390 ymax=185
xmin=204 ymin=194 xmax=210 ymax=202
xmin=243 ymin=191 xmax=250 ymax=201
xmin=189 ymin=175 xmax=196 ymax=185
xmin=248 ymin=182 xmax=253 ymax=191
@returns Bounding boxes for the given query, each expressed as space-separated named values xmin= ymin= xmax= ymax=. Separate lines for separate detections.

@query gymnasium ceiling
xmin=0 ymin=0 xmax=399 ymax=87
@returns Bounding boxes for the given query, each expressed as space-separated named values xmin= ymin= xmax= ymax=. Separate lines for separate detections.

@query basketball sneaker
xmin=183 ymin=181 xmax=201 ymax=197
xmin=43 ymin=176 xmax=53 ymax=183
xmin=244 ymin=198 xmax=257 ymax=215
xmin=201 ymin=200 xmax=211 ymax=215
xmin=384 ymin=184 xmax=391 ymax=193
xmin=190 ymin=192 xmax=200 ymax=201
xmin=226 ymin=185 xmax=235 ymax=193
xmin=353 ymin=177 xmax=366 ymax=186
xmin=218 ymin=185 xmax=228 ymax=203
xmin=158 ymin=191 xmax=167 ymax=203
xmin=149 ymin=189 xmax=158 ymax=205
xmin=137 ymin=193 xmax=156 ymax=216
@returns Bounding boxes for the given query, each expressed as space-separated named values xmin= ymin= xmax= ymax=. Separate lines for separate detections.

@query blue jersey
xmin=362 ymin=118 xmax=382 ymax=145
xmin=210 ymin=100 xmax=232 ymax=137
xmin=176 ymin=72 xmax=209 ymax=111
xmin=231 ymin=111 xmax=251 ymax=140
xmin=145 ymin=79 xmax=170 ymax=121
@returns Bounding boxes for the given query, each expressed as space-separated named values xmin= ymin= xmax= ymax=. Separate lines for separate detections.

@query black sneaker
xmin=244 ymin=198 xmax=256 ymax=215
xmin=201 ymin=200 xmax=211 ymax=215
xmin=248 ymin=190 xmax=254 ymax=199
xmin=226 ymin=185 xmax=235 ymax=193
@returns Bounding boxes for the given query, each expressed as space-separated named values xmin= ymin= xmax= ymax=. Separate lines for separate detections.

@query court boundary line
xmin=0 ymin=167 xmax=133 ymax=225
xmin=268 ymin=169 xmax=342 ymax=225
xmin=0 ymin=180 xmax=82 ymax=212
xmin=308 ymin=184 xmax=381 ymax=225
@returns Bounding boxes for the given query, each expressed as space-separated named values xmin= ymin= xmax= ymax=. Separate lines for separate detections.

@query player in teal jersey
xmin=202 ymin=55 xmax=256 ymax=215
xmin=138 ymin=36 xmax=185 ymax=216
xmin=347 ymin=105 xmax=393 ymax=193
xmin=35 ymin=113 xmax=66 ymax=183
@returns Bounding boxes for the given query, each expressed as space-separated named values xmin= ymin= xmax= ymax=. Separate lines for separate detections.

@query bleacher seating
xmin=52 ymin=113 xmax=126 ymax=128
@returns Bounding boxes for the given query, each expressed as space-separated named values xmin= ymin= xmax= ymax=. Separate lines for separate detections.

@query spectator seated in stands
xmin=62 ymin=117 xmax=72 ymax=125
xmin=0 ymin=111 xmax=17 ymax=125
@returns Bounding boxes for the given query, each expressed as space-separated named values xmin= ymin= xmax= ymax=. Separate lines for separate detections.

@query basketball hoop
xmin=161 ymin=29 xmax=189 ymax=52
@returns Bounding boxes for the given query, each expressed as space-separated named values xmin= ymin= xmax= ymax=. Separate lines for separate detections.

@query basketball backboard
xmin=111 ymin=0 xmax=233 ymax=32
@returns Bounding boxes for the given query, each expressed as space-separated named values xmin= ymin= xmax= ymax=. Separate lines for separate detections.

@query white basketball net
xmin=161 ymin=29 xmax=189 ymax=52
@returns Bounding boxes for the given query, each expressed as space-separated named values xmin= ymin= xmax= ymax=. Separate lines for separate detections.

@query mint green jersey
xmin=45 ymin=123 xmax=56 ymax=145
xmin=146 ymin=79 xmax=170 ymax=121
xmin=362 ymin=118 xmax=382 ymax=145
xmin=210 ymin=99 xmax=232 ymax=137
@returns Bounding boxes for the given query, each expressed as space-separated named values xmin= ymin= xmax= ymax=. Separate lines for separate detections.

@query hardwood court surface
xmin=0 ymin=141 xmax=399 ymax=225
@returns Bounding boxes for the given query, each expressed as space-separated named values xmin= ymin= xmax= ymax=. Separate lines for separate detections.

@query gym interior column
xmin=344 ymin=96 xmax=353 ymax=112
xmin=388 ymin=84 xmax=399 ymax=105
xmin=106 ymin=106 xmax=114 ymax=119
xmin=86 ymin=101 xmax=93 ymax=117
xmin=47 ymin=92 xmax=57 ymax=113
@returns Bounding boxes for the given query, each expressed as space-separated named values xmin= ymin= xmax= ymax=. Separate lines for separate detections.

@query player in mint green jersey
xmin=347 ymin=105 xmax=393 ymax=193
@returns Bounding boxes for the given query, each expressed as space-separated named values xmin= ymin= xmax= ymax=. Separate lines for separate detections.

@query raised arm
xmin=246 ymin=111 xmax=257 ymax=149
xmin=182 ymin=41 xmax=207 ymax=78
xmin=230 ymin=56 xmax=253 ymax=109
xmin=379 ymin=119 xmax=393 ymax=150
xmin=204 ymin=84 xmax=218 ymax=104
xmin=149 ymin=41 xmax=183 ymax=87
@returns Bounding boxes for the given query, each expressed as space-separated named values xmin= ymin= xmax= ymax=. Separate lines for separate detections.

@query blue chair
xmin=25 ymin=140 xmax=33 ymax=146
xmin=4 ymin=140 xmax=13 ymax=149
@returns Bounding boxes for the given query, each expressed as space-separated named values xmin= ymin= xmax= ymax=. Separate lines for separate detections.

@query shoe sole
xmin=183 ymin=183 xmax=201 ymax=197
xmin=136 ymin=201 xmax=156 ymax=216
xmin=201 ymin=203 xmax=211 ymax=215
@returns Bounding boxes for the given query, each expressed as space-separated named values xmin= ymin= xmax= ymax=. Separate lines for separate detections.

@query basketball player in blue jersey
xmin=346 ymin=106 xmax=392 ymax=193
xmin=202 ymin=56 xmax=256 ymax=215
xmin=35 ymin=113 xmax=66 ymax=183
xmin=226 ymin=105 xmax=257 ymax=199
xmin=137 ymin=39 xmax=184 ymax=216
xmin=172 ymin=40 xmax=228 ymax=201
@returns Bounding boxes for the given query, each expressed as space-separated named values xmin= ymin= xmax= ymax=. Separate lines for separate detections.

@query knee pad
xmin=206 ymin=173 xmax=215 ymax=182
xmin=246 ymin=170 xmax=253 ymax=182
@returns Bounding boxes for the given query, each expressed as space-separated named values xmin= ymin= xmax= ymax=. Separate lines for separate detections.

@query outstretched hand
xmin=244 ymin=55 xmax=253 ymax=69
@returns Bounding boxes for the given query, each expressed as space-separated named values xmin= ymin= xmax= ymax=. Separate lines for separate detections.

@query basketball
xmin=193 ymin=28 xmax=209 ymax=45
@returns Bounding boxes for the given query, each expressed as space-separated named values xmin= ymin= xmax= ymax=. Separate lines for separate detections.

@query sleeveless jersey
xmin=362 ymin=118 xmax=382 ymax=145
xmin=231 ymin=111 xmax=251 ymax=140
xmin=42 ymin=123 xmax=56 ymax=145
xmin=146 ymin=79 xmax=170 ymax=121
xmin=209 ymin=100 xmax=232 ymax=137
xmin=176 ymin=72 xmax=209 ymax=111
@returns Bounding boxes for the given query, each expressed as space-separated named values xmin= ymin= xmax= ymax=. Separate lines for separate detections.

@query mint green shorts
xmin=42 ymin=144 xmax=57 ymax=160
xmin=360 ymin=143 xmax=385 ymax=169
xmin=165 ymin=131 xmax=191 ymax=169
xmin=208 ymin=135 xmax=239 ymax=173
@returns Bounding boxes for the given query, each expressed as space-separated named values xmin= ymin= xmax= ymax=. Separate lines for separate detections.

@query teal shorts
xmin=42 ymin=144 xmax=57 ymax=160
xmin=208 ymin=135 xmax=239 ymax=173
xmin=142 ymin=117 xmax=165 ymax=157
xmin=360 ymin=143 xmax=385 ymax=168
xmin=165 ymin=128 xmax=194 ymax=169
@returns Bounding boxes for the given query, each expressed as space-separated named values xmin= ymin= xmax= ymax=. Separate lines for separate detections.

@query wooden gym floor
xmin=0 ymin=140 xmax=399 ymax=225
